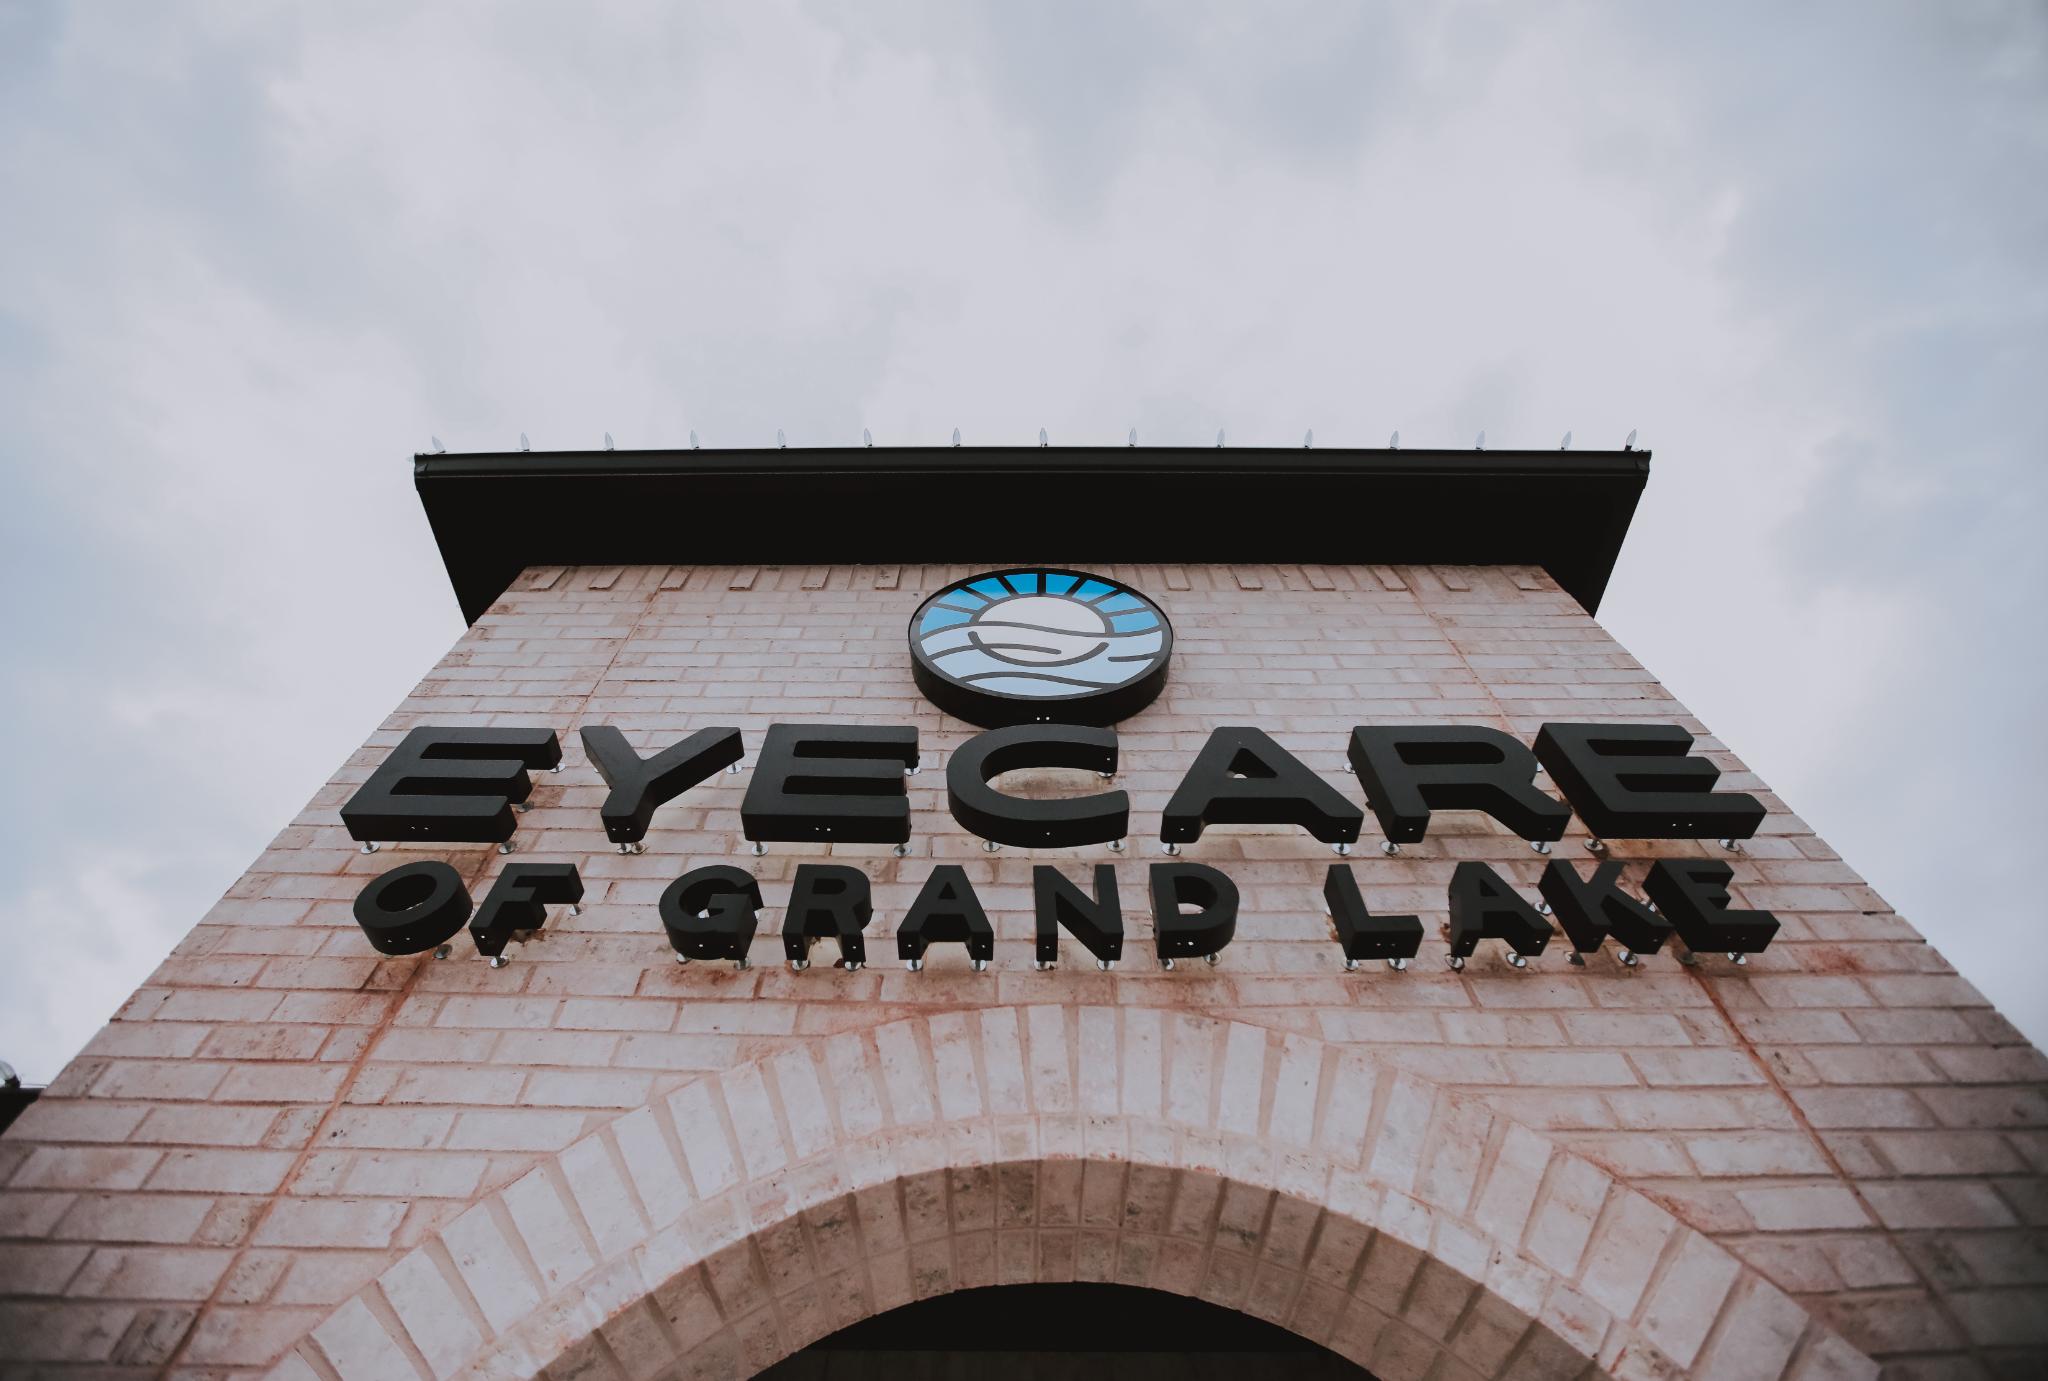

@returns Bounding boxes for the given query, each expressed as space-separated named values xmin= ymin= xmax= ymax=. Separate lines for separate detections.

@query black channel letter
xmin=1161 ymin=727 xmax=1364 ymax=847
xmin=1538 ymin=861 xmax=1670 ymax=959
xmin=352 ymin=862 xmax=473 ymax=956
xmin=581 ymin=725 xmax=743 ymax=846
xmin=659 ymin=865 xmax=762 ymax=965
xmin=1150 ymin=863 xmax=1239 ymax=965
xmin=470 ymin=864 xmax=583 ymax=960
xmin=1533 ymin=723 xmax=1765 ymax=842
xmin=1033 ymin=865 xmax=1123 ymax=968
xmin=897 ymin=865 xmax=995 ymax=966
xmin=341 ymin=727 xmax=561 ymax=846
xmin=1644 ymin=860 xmax=1780 ymax=957
xmin=783 ymin=864 xmax=873 ymax=969
xmin=945 ymin=723 xmax=1127 ymax=848
xmin=1324 ymin=865 xmax=1423 ymax=963
xmin=742 ymin=724 xmax=919 ymax=847
xmin=1445 ymin=862 xmax=1552 ymax=961
xmin=1348 ymin=725 xmax=1570 ymax=845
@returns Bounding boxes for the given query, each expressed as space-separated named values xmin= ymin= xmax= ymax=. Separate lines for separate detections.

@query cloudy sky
xmin=1 ymin=1 xmax=2043 ymax=1080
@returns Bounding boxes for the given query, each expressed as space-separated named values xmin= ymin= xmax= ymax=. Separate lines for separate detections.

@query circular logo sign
xmin=908 ymin=568 xmax=1173 ymax=727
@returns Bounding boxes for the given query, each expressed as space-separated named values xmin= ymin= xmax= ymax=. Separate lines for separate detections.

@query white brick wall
xmin=3 ymin=563 xmax=2042 ymax=1377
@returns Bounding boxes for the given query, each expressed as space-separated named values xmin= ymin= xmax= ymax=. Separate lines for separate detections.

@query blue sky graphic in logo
xmin=908 ymin=569 xmax=1173 ymax=726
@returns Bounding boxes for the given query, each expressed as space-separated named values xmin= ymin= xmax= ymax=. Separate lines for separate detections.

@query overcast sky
xmin=2 ymin=2 xmax=2044 ymax=1081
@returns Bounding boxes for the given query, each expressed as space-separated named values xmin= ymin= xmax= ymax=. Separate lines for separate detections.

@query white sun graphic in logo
xmin=912 ymin=570 xmax=1168 ymax=702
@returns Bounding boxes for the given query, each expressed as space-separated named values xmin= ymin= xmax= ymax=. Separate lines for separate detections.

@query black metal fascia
xmin=413 ymin=445 xmax=1651 ymax=625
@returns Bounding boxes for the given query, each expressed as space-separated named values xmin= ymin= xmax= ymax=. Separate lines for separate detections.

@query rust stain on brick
xmin=1798 ymin=946 xmax=1869 ymax=974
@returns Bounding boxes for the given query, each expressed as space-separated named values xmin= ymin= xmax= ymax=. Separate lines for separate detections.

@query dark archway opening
xmin=760 ymin=1282 xmax=1371 ymax=1378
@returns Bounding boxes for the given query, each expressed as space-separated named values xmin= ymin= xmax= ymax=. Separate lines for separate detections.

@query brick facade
xmin=3 ymin=563 xmax=2042 ymax=1379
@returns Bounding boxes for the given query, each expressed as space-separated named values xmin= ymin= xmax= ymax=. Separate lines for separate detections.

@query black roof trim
xmin=414 ymin=445 xmax=1650 ymax=624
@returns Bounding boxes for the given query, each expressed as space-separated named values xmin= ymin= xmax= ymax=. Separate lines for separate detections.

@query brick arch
xmin=273 ymin=1007 xmax=1874 ymax=1381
